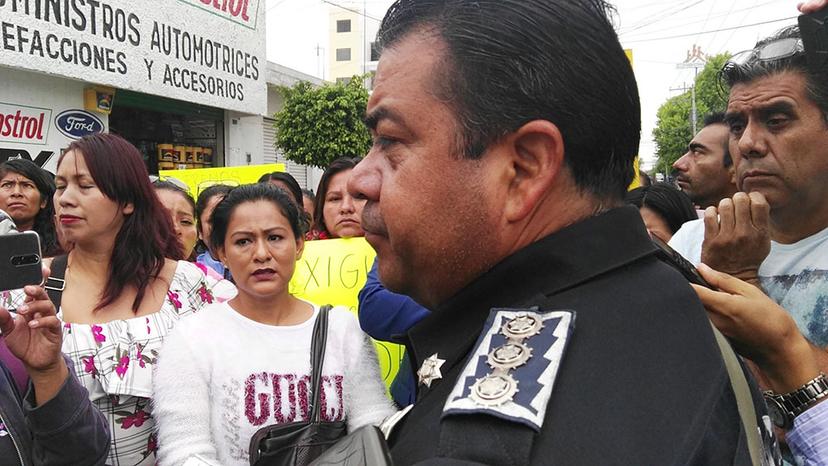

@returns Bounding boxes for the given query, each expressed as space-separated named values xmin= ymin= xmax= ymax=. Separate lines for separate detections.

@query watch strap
xmin=774 ymin=373 xmax=828 ymax=418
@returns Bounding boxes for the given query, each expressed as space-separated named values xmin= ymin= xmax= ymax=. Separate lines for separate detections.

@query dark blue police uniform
xmin=387 ymin=207 xmax=775 ymax=465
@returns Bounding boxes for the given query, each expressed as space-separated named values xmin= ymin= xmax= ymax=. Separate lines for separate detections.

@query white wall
xmin=0 ymin=67 xmax=108 ymax=173
xmin=224 ymin=111 xmax=264 ymax=166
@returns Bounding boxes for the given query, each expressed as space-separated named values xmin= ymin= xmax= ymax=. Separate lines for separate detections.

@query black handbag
xmin=249 ymin=305 xmax=347 ymax=466
xmin=309 ymin=425 xmax=393 ymax=466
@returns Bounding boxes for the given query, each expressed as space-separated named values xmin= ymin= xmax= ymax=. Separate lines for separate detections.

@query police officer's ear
xmin=498 ymin=119 xmax=566 ymax=223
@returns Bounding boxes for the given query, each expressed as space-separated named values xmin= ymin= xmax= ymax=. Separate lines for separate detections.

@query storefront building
xmin=0 ymin=0 xmax=267 ymax=176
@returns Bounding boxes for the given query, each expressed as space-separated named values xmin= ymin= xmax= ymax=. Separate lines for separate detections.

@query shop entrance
xmin=108 ymin=91 xmax=224 ymax=175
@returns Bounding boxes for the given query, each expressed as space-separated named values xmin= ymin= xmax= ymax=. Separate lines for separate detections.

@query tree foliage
xmin=273 ymin=76 xmax=372 ymax=169
xmin=653 ymin=53 xmax=731 ymax=171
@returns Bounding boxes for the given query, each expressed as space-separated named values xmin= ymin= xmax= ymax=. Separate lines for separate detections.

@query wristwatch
xmin=764 ymin=373 xmax=828 ymax=429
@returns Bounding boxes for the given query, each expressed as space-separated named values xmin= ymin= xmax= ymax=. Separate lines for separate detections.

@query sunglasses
xmin=150 ymin=175 xmax=191 ymax=193
xmin=723 ymin=38 xmax=804 ymax=71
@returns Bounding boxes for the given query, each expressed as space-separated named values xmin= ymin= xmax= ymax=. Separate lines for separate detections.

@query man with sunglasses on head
xmin=686 ymin=1 xmax=828 ymax=463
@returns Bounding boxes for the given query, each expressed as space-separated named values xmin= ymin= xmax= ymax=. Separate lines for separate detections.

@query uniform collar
xmin=405 ymin=206 xmax=657 ymax=394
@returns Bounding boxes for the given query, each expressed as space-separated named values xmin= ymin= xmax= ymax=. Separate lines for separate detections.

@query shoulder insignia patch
xmin=442 ymin=307 xmax=575 ymax=432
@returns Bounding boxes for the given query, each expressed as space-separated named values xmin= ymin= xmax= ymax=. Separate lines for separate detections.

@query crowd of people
xmin=0 ymin=0 xmax=827 ymax=465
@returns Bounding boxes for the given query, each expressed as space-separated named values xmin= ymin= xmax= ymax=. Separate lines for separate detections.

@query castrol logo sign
xmin=181 ymin=0 xmax=261 ymax=28
xmin=0 ymin=103 xmax=52 ymax=145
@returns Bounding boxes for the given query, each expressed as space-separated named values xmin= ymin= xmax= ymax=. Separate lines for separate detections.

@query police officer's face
xmin=349 ymin=31 xmax=500 ymax=308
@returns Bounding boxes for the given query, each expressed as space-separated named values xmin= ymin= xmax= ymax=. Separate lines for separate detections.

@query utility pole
xmin=316 ymin=43 xmax=326 ymax=80
xmin=676 ymin=44 xmax=707 ymax=135
xmin=362 ymin=0 xmax=367 ymax=75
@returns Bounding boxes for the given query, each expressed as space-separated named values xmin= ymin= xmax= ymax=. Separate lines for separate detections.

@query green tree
xmin=273 ymin=76 xmax=372 ymax=168
xmin=653 ymin=53 xmax=731 ymax=170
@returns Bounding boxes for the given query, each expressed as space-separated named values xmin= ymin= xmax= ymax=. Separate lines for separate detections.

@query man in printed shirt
xmin=686 ymin=1 xmax=828 ymax=463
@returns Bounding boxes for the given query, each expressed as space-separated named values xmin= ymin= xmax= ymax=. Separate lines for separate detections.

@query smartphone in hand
xmin=0 ymin=231 xmax=43 ymax=292
xmin=650 ymin=234 xmax=714 ymax=289
xmin=799 ymin=8 xmax=828 ymax=74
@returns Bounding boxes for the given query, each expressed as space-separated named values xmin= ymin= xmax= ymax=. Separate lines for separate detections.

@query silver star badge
xmin=417 ymin=353 xmax=445 ymax=388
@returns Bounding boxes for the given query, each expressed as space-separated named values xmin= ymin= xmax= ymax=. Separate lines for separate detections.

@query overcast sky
xmin=265 ymin=0 xmax=801 ymax=170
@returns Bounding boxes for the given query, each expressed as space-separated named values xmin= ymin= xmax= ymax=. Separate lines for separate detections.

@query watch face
xmin=765 ymin=396 xmax=791 ymax=429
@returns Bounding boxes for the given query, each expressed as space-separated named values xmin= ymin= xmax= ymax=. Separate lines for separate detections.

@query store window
xmin=108 ymin=90 xmax=224 ymax=175
xmin=336 ymin=48 xmax=351 ymax=62
xmin=337 ymin=20 xmax=351 ymax=33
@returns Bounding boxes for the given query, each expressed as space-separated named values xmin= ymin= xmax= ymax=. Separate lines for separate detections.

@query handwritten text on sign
xmin=289 ymin=238 xmax=405 ymax=387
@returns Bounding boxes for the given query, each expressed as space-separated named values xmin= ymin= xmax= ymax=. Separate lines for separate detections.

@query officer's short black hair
xmin=376 ymin=0 xmax=641 ymax=202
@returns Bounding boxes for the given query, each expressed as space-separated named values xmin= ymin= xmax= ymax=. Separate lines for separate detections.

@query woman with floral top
xmin=5 ymin=133 xmax=217 ymax=465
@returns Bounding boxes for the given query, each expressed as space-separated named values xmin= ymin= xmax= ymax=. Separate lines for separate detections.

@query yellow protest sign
xmin=623 ymin=49 xmax=642 ymax=191
xmin=629 ymin=157 xmax=641 ymax=190
xmin=289 ymin=238 xmax=405 ymax=388
xmin=159 ymin=163 xmax=286 ymax=198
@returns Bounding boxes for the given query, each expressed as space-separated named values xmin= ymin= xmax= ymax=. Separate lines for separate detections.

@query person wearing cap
xmin=684 ymin=1 xmax=828 ymax=462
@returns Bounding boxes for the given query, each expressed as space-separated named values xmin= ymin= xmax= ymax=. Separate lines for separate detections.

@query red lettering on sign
xmin=0 ymin=106 xmax=49 ymax=143
xmin=200 ymin=0 xmax=252 ymax=22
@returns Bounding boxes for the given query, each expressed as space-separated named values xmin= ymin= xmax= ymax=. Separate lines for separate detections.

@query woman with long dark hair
xmin=0 ymin=158 xmax=61 ymax=256
xmin=308 ymin=157 xmax=365 ymax=240
xmin=625 ymin=183 xmax=698 ymax=242
xmin=6 ymin=133 xmax=217 ymax=465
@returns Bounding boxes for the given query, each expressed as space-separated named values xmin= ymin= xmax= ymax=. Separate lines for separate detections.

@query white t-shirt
xmin=668 ymin=218 xmax=705 ymax=266
xmin=152 ymin=301 xmax=396 ymax=466
xmin=669 ymin=219 xmax=828 ymax=347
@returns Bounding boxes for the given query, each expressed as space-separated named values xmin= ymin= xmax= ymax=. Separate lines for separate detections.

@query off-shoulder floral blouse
xmin=1 ymin=260 xmax=216 ymax=466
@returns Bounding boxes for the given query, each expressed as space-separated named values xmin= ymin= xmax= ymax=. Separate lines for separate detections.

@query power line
xmin=694 ymin=0 xmax=716 ymax=45
xmin=320 ymin=0 xmax=383 ymax=22
xmin=266 ymin=0 xmax=292 ymax=13
xmin=623 ymin=16 xmax=797 ymax=43
xmin=619 ymin=1 xmax=782 ymax=38
xmin=620 ymin=1 xmax=706 ymax=35
xmin=703 ymin=0 xmax=738 ymax=53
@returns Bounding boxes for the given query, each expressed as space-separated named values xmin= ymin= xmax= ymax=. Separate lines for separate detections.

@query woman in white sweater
xmin=152 ymin=183 xmax=396 ymax=466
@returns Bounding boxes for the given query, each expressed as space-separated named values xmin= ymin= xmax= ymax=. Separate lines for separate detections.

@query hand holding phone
xmin=0 ymin=230 xmax=43 ymax=292
xmin=0 ymin=265 xmax=68 ymax=404
xmin=0 ymin=264 xmax=62 ymax=366
xmin=651 ymin=234 xmax=714 ymax=289
xmin=799 ymin=6 xmax=828 ymax=73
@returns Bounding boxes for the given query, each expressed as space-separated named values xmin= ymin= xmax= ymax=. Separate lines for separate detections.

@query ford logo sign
xmin=54 ymin=110 xmax=104 ymax=140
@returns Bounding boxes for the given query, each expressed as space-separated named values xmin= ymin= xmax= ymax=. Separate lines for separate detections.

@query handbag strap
xmin=44 ymin=254 xmax=68 ymax=310
xmin=709 ymin=321 xmax=762 ymax=466
xmin=309 ymin=304 xmax=332 ymax=423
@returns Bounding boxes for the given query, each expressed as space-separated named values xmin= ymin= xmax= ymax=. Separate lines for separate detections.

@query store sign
xmin=0 ymin=73 xmax=107 ymax=173
xmin=0 ymin=103 xmax=52 ymax=145
xmin=55 ymin=110 xmax=105 ymax=139
xmin=179 ymin=0 xmax=260 ymax=29
xmin=0 ymin=0 xmax=267 ymax=115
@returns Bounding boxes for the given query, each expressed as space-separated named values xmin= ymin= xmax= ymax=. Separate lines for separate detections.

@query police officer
xmin=349 ymin=0 xmax=777 ymax=464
